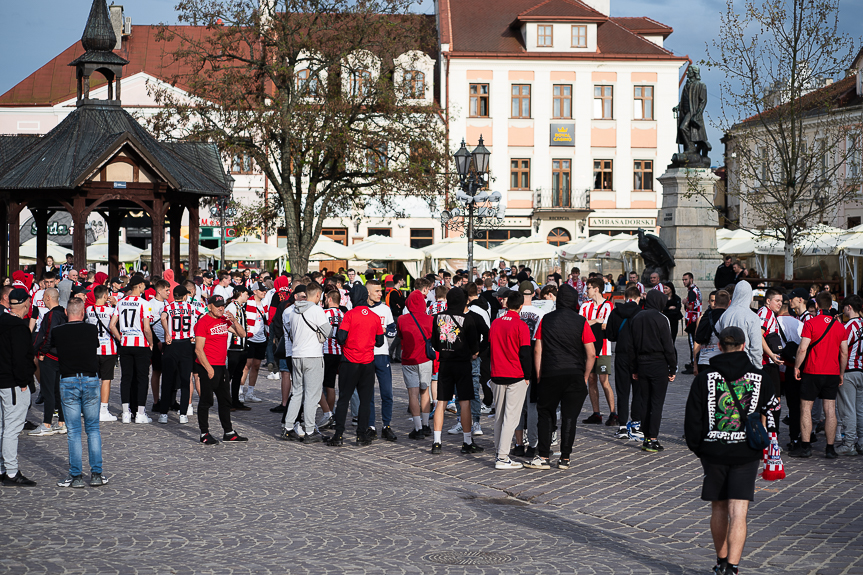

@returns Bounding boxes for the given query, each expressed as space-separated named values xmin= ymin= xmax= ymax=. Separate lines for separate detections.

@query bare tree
xmin=707 ymin=0 xmax=861 ymax=279
xmin=148 ymin=0 xmax=450 ymax=274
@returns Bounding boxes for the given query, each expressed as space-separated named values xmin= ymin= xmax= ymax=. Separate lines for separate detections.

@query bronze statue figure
xmin=671 ymin=65 xmax=712 ymax=168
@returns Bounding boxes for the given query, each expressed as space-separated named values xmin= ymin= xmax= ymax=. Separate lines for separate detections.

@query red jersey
xmin=323 ymin=307 xmax=344 ymax=355
xmin=113 ymin=296 xmax=150 ymax=347
xmin=800 ymin=312 xmax=845 ymax=375
xmin=194 ymin=313 xmax=233 ymax=366
xmin=579 ymin=299 xmax=612 ymax=355
xmin=757 ymin=306 xmax=779 ymax=365
xmin=489 ymin=310 xmax=531 ymax=379
xmin=162 ymin=301 xmax=202 ymax=341
xmin=86 ymin=305 xmax=117 ymax=355
xmin=685 ymin=284 xmax=702 ymax=325
xmin=846 ymin=317 xmax=863 ymax=371
xmin=340 ymin=306 xmax=383 ymax=364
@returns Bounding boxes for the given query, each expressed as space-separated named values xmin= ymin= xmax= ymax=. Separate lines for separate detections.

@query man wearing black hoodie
xmin=685 ymin=327 xmax=776 ymax=575
xmin=630 ymin=289 xmax=677 ymax=452
xmin=328 ymin=284 xmax=384 ymax=446
xmin=606 ymin=284 xmax=643 ymax=440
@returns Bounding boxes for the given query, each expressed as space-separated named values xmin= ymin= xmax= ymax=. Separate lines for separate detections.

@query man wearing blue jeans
xmin=51 ymin=299 xmax=107 ymax=488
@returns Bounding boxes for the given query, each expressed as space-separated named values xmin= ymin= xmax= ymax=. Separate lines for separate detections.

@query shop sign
xmin=588 ymin=217 xmax=656 ymax=229
xmin=31 ymin=221 xmax=71 ymax=236
xmin=549 ymin=123 xmax=575 ymax=147
xmin=200 ymin=217 xmax=235 ymax=227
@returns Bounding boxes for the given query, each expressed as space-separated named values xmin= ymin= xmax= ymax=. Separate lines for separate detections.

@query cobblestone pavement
xmin=3 ymin=339 xmax=862 ymax=574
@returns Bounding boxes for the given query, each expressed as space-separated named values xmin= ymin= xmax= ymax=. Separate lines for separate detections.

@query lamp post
xmin=441 ymin=135 xmax=503 ymax=275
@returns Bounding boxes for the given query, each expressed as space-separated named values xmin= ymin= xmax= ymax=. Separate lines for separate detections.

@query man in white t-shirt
xmin=109 ymin=276 xmax=154 ymax=424
xmin=212 ymin=273 xmax=234 ymax=301
xmin=358 ymin=280 xmax=397 ymax=441
xmin=30 ymin=271 xmax=58 ymax=332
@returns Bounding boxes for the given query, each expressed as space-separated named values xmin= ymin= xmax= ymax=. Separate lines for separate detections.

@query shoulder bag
xmin=300 ymin=311 xmax=327 ymax=344
xmin=408 ymin=308 xmax=436 ymax=361
xmin=725 ymin=379 xmax=771 ymax=451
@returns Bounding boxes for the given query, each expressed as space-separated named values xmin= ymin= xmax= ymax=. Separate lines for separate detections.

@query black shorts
xmin=247 ymin=340 xmax=267 ymax=361
xmin=700 ymin=459 xmax=760 ymax=502
xmin=98 ymin=355 xmax=117 ymax=381
xmin=436 ymin=361 xmax=474 ymax=402
xmin=323 ymin=354 xmax=341 ymax=389
xmin=151 ymin=342 xmax=163 ymax=371
xmin=800 ymin=373 xmax=840 ymax=401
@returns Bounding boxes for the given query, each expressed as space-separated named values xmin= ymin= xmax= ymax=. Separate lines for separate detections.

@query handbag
xmin=407 ymin=308 xmax=436 ymax=361
xmin=775 ymin=320 xmax=798 ymax=364
xmin=725 ymin=379 xmax=771 ymax=451
xmin=301 ymin=311 xmax=327 ymax=344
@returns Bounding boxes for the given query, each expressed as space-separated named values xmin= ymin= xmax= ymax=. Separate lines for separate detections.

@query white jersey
xmin=86 ymin=305 xmax=117 ymax=356
xmin=147 ymin=298 xmax=168 ymax=342
xmin=32 ymin=289 xmax=49 ymax=331
xmin=113 ymin=296 xmax=150 ymax=347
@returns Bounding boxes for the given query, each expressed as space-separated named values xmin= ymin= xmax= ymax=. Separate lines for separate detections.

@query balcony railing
xmin=533 ymin=188 xmax=590 ymax=210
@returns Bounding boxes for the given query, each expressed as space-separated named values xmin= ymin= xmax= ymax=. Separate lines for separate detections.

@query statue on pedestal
xmin=671 ymin=65 xmax=712 ymax=168
xmin=638 ymin=228 xmax=675 ymax=284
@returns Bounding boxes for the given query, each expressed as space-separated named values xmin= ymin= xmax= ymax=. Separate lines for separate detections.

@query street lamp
xmin=441 ymin=135 xmax=504 ymax=275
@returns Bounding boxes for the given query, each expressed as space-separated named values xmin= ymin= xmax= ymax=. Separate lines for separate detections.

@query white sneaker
xmin=238 ymin=393 xmax=245 ymax=403
xmin=186 ymin=404 xmax=194 ymax=416
xmin=471 ymin=422 xmax=483 ymax=436
xmin=495 ymin=457 xmax=524 ymax=470
xmin=551 ymin=430 xmax=559 ymax=445
xmin=122 ymin=411 xmax=132 ymax=424
xmin=135 ymin=412 xmax=151 ymax=424
xmin=100 ymin=411 xmax=117 ymax=422
xmin=267 ymin=373 xmax=280 ymax=380
xmin=158 ymin=414 xmax=168 ymax=424
xmin=480 ymin=404 xmax=492 ymax=415
xmin=524 ymin=455 xmax=551 ymax=470
xmin=179 ymin=415 xmax=189 ymax=424
xmin=448 ymin=422 xmax=463 ymax=434
xmin=245 ymin=389 xmax=262 ymax=403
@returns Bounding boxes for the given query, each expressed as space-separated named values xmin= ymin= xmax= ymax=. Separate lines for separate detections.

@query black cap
xmin=71 ymin=285 xmax=88 ymax=295
xmin=122 ymin=276 xmax=145 ymax=291
xmin=208 ymin=295 xmax=226 ymax=307
xmin=718 ymin=326 xmax=746 ymax=347
xmin=293 ymin=284 xmax=307 ymax=295
xmin=109 ymin=277 xmax=122 ymax=286
xmin=173 ymin=285 xmax=189 ymax=299
xmin=8 ymin=288 xmax=30 ymax=305
xmin=789 ymin=288 xmax=809 ymax=300
xmin=202 ymin=272 xmax=214 ymax=279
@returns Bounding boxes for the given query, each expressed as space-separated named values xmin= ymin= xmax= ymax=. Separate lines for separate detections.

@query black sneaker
xmin=510 ymin=444 xmax=526 ymax=457
xmin=285 ymin=430 xmax=303 ymax=441
xmin=788 ymin=444 xmax=812 ymax=458
xmin=326 ymin=435 xmax=344 ymax=447
xmin=605 ymin=414 xmax=620 ymax=427
xmin=431 ymin=442 xmax=442 ymax=454
xmin=381 ymin=426 xmax=397 ymax=442
xmin=525 ymin=446 xmax=536 ymax=458
xmin=641 ymin=439 xmax=660 ymax=453
xmin=408 ymin=428 xmax=425 ymax=440
xmin=583 ymin=413 xmax=603 ymax=424
xmin=810 ymin=433 xmax=818 ymax=443
xmin=461 ymin=442 xmax=484 ymax=454
xmin=223 ymin=431 xmax=248 ymax=442
xmin=825 ymin=447 xmax=838 ymax=459
xmin=356 ymin=432 xmax=373 ymax=446
xmin=781 ymin=415 xmax=790 ymax=426
xmin=303 ymin=431 xmax=324 ymax=444
xmin=200 ymin=433 xmax=219 ymax=445
xmin=270 ymin=404 xmax=287 ymax=413
xmin=22 ymin=420 xmax=38 ymax=431
xmin=422 ymin=425 xmax=432 ymax=437
xmin=232 ymin=402 xmax=252 ymax=411
xmin=2 ymin=471 xmax=36 ymax=486
xmin=366 ymin=428 xmax=378 ymax=441
xmin=557 ymin=458 xmax=570 ymax=469
xmin=652 ymin=440 xmax=664 ymax=451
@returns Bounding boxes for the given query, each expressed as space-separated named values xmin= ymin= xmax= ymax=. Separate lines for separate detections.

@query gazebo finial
xmin=68 ymin=0 xmax=129 ymax=106
xmin=81 ymin=0 xmax=117 ymax=53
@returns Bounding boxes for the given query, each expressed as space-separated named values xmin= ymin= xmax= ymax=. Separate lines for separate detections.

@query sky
xmin=1 ymin=0 xmax=860 ymax=162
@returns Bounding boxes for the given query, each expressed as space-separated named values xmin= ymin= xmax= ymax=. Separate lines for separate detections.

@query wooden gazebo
xmin=0 ymin=0 xmax=231 ymax=277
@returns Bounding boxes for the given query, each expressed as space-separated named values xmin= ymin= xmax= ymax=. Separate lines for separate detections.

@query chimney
xmin=109 ymin=4 xmax=124 ymax=50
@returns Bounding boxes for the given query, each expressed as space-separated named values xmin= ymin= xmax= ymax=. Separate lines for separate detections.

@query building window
xmin=404 ymin=70 xmax=425 ymax=99
xmin=470 ymin=83 xmax=489 ymax=117
xmin=510 ymin=159 xmax=530 ymax=190
xmin=553 ymin=85 xmax=572 ymax=119
xmin=295 ymin=69 xmax=319 ymax=97
xmin=571 ymin=25 xmax=587 ymax=48
xmin=552 ymin=159 xmax=571 ymax=207
xmin=594 ymin=85 xmax=613 ymax=119
xmin=351 ymin=69 xmax=372 ymax=98
xmin=538 ymin=25 xmax=553 ymax=47
xmin=365 ymin=143 xmax=387 ymax=172
xmin=474 ymin=229 xmax=531 ymax=249
xmin=231 ymin=153 xmax=254 ymax=174
xmin=367 ymin=227 xmax=391 ymax=237
xmin=850 ymin=134 xmax=861 ymax=179
xmin=511 ymin=85 xmax=531 ymax=118
xmin=410 ymin=228 xmax=434 ymax=249
xmin=322 ymin=228 xmax=348 ymax=245
xmin=594 ymin=159 xmax=613 ymax=190
xmin=633 ymin=160 xmax=653 ymax=190
xmin=848 ymin=216 xmax=861 ymax=229
xmin=547 ymin=227 xmax=571 ymax=246
xmin=633 ymin=86 xmax=653 ymax=120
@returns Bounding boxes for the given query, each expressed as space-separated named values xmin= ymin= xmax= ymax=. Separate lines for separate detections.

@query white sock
xmin=463 ymin=432 xmax=472 ymax=444
xmin=412 ymin=416 xmax=422 ymax=431
xmin=433 ymin=430 xmax=442 ymax=443
xmin=421 ymin=412 xmax=430 ymax=427
xmin=137 ymin=406 xmax=145 ymax=415
xmin=101 ymin=403 xmax=109 ymax=411
xmin=122 ymin=403 xmax=130 ymax=413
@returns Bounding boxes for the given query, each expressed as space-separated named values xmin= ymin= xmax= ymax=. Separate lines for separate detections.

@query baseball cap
xmin=71 ymin=284 xmax=88 ymax=295
xmin=202 ymin=272 xmax=214 ymax=279
xmin=173 ymin=285 xmax=189 ymax=299
xmin=789 ymin=288 xmax=808 ymax=300
xmin=8 ymin=288 xmax=30 ymax=305
xmin=250 ymin=281 xmax=267 ymax=292
xmin=518 ymin=280 xmax=535 ymax=295
xmin=109 ymin=277 xmax=123 ymax=286
xmin=123 ymin=276 xmax=145 ymax=291
xmin=495 ymin=287 xmax=516 ymax=298
xmin=208 ymin=295 xmax=226 ymax=307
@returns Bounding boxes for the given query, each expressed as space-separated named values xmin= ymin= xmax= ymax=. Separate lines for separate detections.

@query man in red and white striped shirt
xmin=240 ymin=283 xmax=269 ymax=403
xmin=579 ymin=278 xmax=617 ymax=426
xmin=566 ymin=267 xmax=586 ymax=304
xmin=648 ymin=272 xmax=664 ymax=292
xmin=320 ymin=290 xmax=345 ymax=426
xmin=86 ymin=285 xmax=119 ymax=422
xmin=838 ymin=296 xmax=863 ymax=455
xmin=157 ymin=285 xmax=202 ymax=424
xmin=199 ymin=272 xmax=215 ymax=300
xmin=758 ymin=289 xmax=784 ymax=410
xmin=109 ymin=276 xmax=154 ymax=424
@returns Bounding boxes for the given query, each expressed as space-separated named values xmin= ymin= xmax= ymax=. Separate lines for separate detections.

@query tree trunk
xmin=783 ymin=239 xmax=794 ymax=281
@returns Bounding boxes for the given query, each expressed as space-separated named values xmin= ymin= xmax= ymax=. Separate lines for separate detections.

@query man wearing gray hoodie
xmin=715 ymin=282 xmax=762 ymax=369
xmin=284 ymin=282 xmax=332 ymax=443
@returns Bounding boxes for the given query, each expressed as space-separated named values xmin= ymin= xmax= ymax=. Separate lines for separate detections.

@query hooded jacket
xmin=163 ymin=269 xmax=179 ymax=302
xmin=336 ymin=284 xmax=385 ymax=357
xmin=685 ymin=350 xmax=773 ymax=464
xmin=629 ymin=290 xmax=677 ymax=374
xmin=715 ymin=281 xmax=761 ymax=368
xmin=535 ymin=284 xmax=591 ymax=378
xmin=606 ymin=299 xmax=643 ymax=359
xmin=431 ymin=287 xmax=479 ymax=363
xmin=397 ymin=290 xmax=434 ymax=365
xmin=289 ymin=299 xmax=332 ymax=358
xmin=0 ymin=313 xmax=36 ymax=393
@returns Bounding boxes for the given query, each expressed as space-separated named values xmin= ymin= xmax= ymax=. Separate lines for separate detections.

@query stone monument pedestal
xmin=657 ymin=167 xmax=721 ymax=286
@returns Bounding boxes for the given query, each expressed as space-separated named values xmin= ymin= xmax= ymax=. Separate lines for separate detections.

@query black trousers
xmin=537 ymin=374 xmax=588 ymax=459
xmin=637 ymin=360 xmax=670 ymax=440
xmin=228 ymin=350 xmax=249 ymax=405
xmin=159 ymin=340 xmax=194 ymax=415
xmin=479 ymin=349 xmax=493 ymax=406
xmin=333 ymin=361 xmax=375 ymax=437
xmin=785 ymin=368 xmax=802 ymax=442
xmin=194 ymin=364 xmax=232 ymax=435
xmin=38 ymin=357 xmax=63 ymax=424
xmin=119 ymin=346 xmax=151 ymax=409
xmin=614 ymin=357 xmax=637 ymax=423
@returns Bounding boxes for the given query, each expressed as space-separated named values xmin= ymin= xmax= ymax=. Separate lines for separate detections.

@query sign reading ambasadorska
xmin=589 ymin=217 xmax=656 ymax=229
xmin=549 ymin=123 xmax=575 ymax=146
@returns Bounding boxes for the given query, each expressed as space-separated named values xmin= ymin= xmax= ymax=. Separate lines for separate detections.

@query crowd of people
xmin=1 ymin=253 xmax=861 ymax=575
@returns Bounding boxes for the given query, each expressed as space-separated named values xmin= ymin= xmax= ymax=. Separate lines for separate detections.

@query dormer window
xmin=571 ymin=25 xmax=587 ymax=48
xmin=404 ymin=70 xmax=425 ymax=99
xmin=351 ymin=70 xmax=372 ymax=98
xmin=537 ymin=25 xmax=553 ymax=47
xmin=295 ymin=69 xmax=320 ymax=97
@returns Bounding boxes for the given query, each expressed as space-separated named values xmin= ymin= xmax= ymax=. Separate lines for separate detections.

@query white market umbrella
xmin=597 ymin=235 xmax=640 ymax=260
xmin=19 ymin=238 xmax=69 ymax=262
xmin=493 ymin=236 xmax=559 ymax=261
xmin=223 ymin=235 xmax=287 ymax=261
xmin=421 ymin=237 xmax=501 ymax=261
xmin=578 ymin=233 xmax=634 ymax=260
xmin=754 ymin=230 xmax=844 ymax=257
xmin=717 ymin=230 xmax=757 ymax=257
xmin=141 ymin=237 xmax=214 ymax=260
xmin=86 ymin=237 xmax=144 ymax=263
xmin=351 ymin=235 xmax=425 ymax=261
xmin=558 ymin=234 xmax=611 ymax=261
xmin=309 ymin=235 xmax=356 ymax=261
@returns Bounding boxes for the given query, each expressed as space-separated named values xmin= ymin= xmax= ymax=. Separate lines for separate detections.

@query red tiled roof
xmin=738 ymin=75 xmax=860 ymax=125
xmin=611 ymin=17 xmax=673 ymax=39
xmin=517 ymin=0 xmax=607 ymax=22
xmin=438 ymin=0 xmax=453 ymax=45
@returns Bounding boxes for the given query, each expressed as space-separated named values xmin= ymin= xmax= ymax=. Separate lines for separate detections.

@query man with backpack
xmin=606 ymin=284 xmax=643 ymax=440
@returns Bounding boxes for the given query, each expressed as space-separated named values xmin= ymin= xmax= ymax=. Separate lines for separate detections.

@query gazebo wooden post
xmin=99 ymin=208 xmax=123 ymax=278
xmin=0 ymin=201 xmax=7 ymax=275
xmin=188 ymin=200 xmax=200 ymax=274
xmin=150 ymin=197 xmax=165 ymax=277
xmin=7 ymin=201 xmax=26 ymax=272
xmin=168 ymin=203 xmax=183 ymax=274
xmin=32 ymin=208 xmax=53 ymax=275
xmin=69 ymin=197 xmax=88 ymax=271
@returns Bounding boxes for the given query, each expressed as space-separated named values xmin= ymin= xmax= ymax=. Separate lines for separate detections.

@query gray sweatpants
xmin=288 ymin=357 xmax=325 ymax=434
xmin=838 ymin=371 xmax=863 ymax=447
xmin=492 ymin=380 xmax=529 ymax=459
xmin=0 ymin=387 xmax=31 ymax=477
